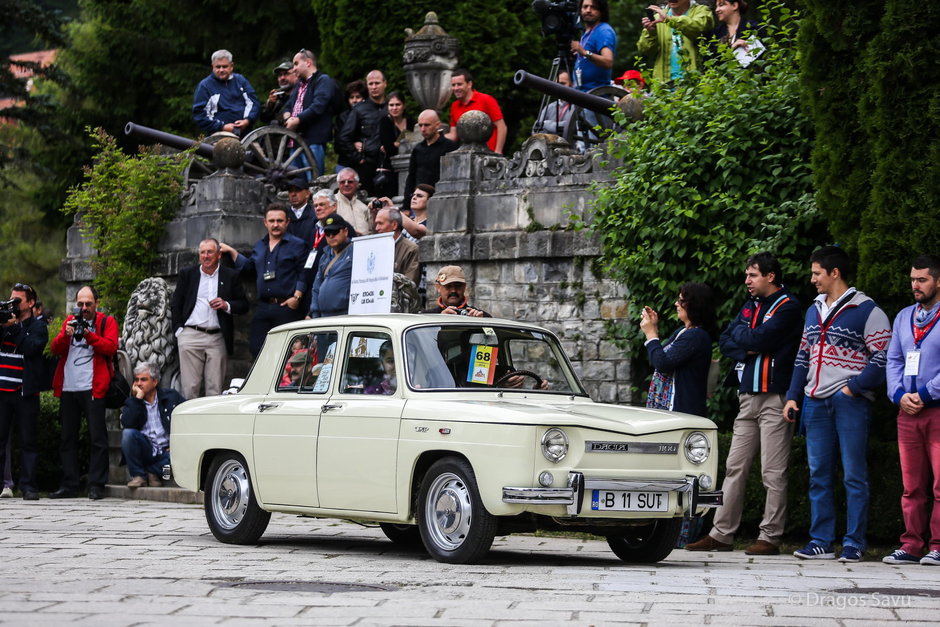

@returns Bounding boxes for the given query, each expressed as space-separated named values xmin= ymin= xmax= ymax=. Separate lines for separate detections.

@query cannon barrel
xmin=124 ymin=122 xmax=216 ymax=160
xmin=513 ymin=70 xmax=616 ymax=115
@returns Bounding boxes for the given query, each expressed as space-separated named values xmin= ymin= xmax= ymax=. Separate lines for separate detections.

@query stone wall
xmin=421 ymin=135 xmax=632 ymax=404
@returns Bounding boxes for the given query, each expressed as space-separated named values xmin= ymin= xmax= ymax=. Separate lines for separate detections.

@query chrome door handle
xmin=258 ymin=402 xmax=280 ymax=412
xmin=321 ymin=403 xmax=343 ymax=412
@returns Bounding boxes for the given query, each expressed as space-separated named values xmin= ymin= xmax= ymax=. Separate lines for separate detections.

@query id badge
xmin=303 ymin=251 xmax=316 ymax=269
xmin=734 ymin=361 xmax=745 ymax=382
xmin=904 ymin=350 xmax=921 ymax=377
xmin=263 ymin=270 xmax=276 ymax=281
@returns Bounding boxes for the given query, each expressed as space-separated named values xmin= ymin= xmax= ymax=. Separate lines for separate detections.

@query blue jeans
xmin=290 ymin=144 xmax=324 ymax=181
xmin=802 ymin=392 xmax=872 ymax=550
xmin=121 ymin=429 xmax=170 ymax=478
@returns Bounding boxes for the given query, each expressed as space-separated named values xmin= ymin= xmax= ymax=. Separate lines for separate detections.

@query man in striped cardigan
xmin=686 ymin=252 xmax=802 ymax=555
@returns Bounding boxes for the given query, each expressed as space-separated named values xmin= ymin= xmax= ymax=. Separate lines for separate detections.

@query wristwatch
xmin=585 ymin=50 xmax=593 ymax=58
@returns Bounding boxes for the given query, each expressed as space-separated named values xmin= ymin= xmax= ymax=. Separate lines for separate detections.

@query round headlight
xmin=698 ymin=474 xmax=713 ymax=490
xmin=684 ymin=431 xmax=710 ymax=465
xmin=541 ymin=428 xmax=569 ymax=463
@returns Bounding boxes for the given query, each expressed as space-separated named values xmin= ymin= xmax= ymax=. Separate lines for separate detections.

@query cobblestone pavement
xmin=2 ymin=498 xmax=939 ymax=626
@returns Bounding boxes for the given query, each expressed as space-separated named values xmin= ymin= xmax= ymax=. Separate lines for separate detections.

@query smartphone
xmin=646 ymin=8 xmax=656 ymax=20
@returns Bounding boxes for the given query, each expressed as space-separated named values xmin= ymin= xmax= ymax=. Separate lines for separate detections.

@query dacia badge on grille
xmin=585 ymin=441 xmax=678 ymax=454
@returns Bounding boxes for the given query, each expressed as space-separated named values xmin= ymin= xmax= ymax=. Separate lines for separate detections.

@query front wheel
xmin=204 ymin=453 xmax=271 ymax=544
xmin=417 ymin=457 xmax=497 ymax=564
xmin=379 ymin=523 xmax=423 ymax=548
xmin=606 ymin=518 xmax=683 ymax=563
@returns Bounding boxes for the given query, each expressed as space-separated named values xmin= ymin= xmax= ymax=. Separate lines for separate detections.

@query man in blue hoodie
xmin=687 ymin=252 xmax=801 ymax=556
xmin=882 ymin=254 xmax=940 ymax=566
xmin=192 ymin=49 xmax=260 ymax=137
xmin=784 ymin=246 xmax=892 ymax=563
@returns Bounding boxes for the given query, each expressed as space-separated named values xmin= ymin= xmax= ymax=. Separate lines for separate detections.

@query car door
xmin=252 ymin=330 xmax=339 ymax=507
xmin=316 ymin=329 xmax=403 ymax=513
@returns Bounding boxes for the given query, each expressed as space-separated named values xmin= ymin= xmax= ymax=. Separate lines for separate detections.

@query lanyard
xmin=911 ymin=305 xmax=940 ymax=347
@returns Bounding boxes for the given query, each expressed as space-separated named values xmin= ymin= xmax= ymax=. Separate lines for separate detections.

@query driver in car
xmin=421 ymin=266 xmax=491 ymax=317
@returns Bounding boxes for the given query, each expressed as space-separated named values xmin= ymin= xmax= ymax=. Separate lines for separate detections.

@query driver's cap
xmin=436 ymin=265 xmax=467 ymax=286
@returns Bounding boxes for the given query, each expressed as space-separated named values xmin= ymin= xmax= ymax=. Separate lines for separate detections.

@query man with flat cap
xmin=260 ymin=61 xmax=296 ymax=124
xmin=421 ymin=265 xmax=491 ymax=317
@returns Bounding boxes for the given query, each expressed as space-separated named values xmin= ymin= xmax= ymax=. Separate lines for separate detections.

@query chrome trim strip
xmin=502 ymin=487 xmax=574 ymax=504
xmin=584 ymin=441 xmax=679 ymax=454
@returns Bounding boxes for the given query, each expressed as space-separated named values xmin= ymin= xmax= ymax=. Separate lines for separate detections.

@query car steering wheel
xmin=493 ymin=369 xmax=544 ymax=390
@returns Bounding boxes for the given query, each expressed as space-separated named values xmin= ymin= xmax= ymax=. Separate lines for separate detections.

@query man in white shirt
xmin=335 ymin=167 xmax=373 ymax=235
xmin=170 ymin=239 xmax=249 ymax=399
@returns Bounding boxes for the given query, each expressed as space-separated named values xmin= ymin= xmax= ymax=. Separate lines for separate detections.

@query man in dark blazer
xmin=171 ymin=238 xmax=249 ymax=399
xmin=283 ymin=49 xmax=336 ymax=178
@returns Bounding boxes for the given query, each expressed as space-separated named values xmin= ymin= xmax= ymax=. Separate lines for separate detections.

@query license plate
xmin=591 ymin=490 xmax=669 ymax=512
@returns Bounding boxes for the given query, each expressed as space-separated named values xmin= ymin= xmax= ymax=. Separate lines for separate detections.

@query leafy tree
xmin=799 ymin=0 xmax=940 ymax=312
xmin=62 ymin=129 xmax=188 ymax=321
xmin=584 ymin=4 xmax=826 ymax=417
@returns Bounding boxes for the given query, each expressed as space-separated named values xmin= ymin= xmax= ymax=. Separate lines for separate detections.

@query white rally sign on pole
xmin=348 ymin=232 xmax=395 ymax=314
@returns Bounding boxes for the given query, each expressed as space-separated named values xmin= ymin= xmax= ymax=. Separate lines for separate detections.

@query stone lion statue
xmin=121 ymin=277 xmax=179 ymax=390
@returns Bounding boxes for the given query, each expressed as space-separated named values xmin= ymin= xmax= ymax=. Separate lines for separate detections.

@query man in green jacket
xmin=638 ymin=0 xmax=714 ymax=84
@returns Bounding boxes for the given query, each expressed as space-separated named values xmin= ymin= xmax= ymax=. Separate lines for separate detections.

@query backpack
xmin=97 ymin=315 xmax=131 ymax=409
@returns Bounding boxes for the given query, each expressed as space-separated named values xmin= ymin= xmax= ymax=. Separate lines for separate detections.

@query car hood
xmin=404 ymin=396 xmax=715 ymax=436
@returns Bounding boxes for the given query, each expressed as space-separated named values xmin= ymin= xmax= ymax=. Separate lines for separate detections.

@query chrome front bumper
xmin=503 ymin=472 xmax=723 ymax=517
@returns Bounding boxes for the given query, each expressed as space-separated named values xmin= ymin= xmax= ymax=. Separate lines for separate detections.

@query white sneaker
xmin=0 ymin=486 xmax=12 ymax=498
xmin=921 ymin=550 xmax=940 ymax=566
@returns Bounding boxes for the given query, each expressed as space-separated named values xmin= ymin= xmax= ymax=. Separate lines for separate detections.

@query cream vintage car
xmin=170 ymin=314 xmax=721 ymax=564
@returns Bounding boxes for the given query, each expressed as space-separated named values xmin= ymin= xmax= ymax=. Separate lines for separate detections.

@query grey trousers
xmin=709 ymin=392 xmax=794 ymax=545
xmin=178 ymin=327 xmax=227 ymax=400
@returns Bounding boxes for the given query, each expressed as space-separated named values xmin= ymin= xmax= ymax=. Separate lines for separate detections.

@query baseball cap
xmin=614 ymin=70 xmax=646 ymax=88
xmin=273 ymin=61 xmax=292 ymax=75
xmin=322 ymin=215 xmax=351 ymax=233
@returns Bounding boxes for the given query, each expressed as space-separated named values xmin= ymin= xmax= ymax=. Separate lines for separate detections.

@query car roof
xmin=270 ymin=314 xmax=551 ymax=336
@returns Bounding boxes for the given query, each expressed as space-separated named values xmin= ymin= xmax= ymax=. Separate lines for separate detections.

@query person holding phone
xmin=638 ymin=0 xmax=714 ymax=84
xmin=640 ymin=282 xmax=717 ymax=417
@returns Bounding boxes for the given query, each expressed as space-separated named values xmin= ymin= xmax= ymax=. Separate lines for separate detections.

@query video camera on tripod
xmin=532 ymin=0 xmax=581 ymax=43
xmin=0 ymin=297 xmax=22 ymax=324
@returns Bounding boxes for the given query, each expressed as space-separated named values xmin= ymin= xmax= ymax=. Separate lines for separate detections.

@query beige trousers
xmin=709 ymin=392 xmax=794 ymax=545
xmin=177 ymin=327 xmax=227 ymax=400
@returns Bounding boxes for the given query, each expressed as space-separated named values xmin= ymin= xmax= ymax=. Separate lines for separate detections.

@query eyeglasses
xmin=338 ymin=179 xmax=356 ymax=185
xmin=324 ymin=230 xmax=343 ymax=237
xmin=13 ymin=283 xmax=36 ymax=299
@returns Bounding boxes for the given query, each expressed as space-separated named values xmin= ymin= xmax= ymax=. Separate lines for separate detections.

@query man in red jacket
xmin=49 ymin=285 xmax=118 ymax=500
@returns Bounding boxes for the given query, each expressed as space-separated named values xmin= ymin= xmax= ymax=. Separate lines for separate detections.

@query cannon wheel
xmin=563 ymin=84 xmax=628 ymax=149
xmin=181 ymin=126 xmax=318 ymax=192
xmin=241 ymin=126 xmax=318 ymax=190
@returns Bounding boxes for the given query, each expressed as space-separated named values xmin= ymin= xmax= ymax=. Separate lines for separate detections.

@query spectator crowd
xmin=0 ymin=2 xmax=934 ymax=571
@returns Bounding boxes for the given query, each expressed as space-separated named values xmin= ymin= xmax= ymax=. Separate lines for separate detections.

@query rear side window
xmin=340 ymin=332 xmax=395 ymax=395
xmin=275 ymin=331 xmax=338 ymax=394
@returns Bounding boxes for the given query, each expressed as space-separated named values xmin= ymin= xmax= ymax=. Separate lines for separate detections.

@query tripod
xmin=531 ymin=41 xmax=575 ymax=135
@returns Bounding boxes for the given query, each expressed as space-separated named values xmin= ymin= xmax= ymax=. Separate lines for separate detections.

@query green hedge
xmin=712 ymin=431 xmax=904 ymax=545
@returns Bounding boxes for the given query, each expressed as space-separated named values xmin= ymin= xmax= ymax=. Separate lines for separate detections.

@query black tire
xmin=379 ymin=523 xmax=424 ymax=548
xmin=204 ymin=453 xmax=271 ymax=544
xmin=606 ymin=518 xmax=683 ymax=563
xmin=417 ymin=457 xmax=497 ymax=564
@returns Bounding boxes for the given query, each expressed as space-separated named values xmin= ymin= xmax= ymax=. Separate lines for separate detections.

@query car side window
xmin=275 ymin=331 xmax=338 ymax=394
xmin=341 ymin=332 xmax=396 ymax=395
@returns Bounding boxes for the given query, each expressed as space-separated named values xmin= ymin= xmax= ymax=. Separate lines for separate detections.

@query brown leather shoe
xmin=685 ymin=535 xmax=732 ymax=551
xmin=147 ymin=473 xmax=163 ymax=487
xmin=745 ymin=540 xmax=780 ymax=555
xmin=127 ymin=476 xmax=146 ymax=488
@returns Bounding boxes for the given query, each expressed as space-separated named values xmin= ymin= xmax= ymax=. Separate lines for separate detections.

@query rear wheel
xmin=606 ymin=518 xmax=683 ymax=563
xmin=204 ymin=453 xmax=271 ymax=544
xmin=417 ymin=457 xmax=496 ymax=564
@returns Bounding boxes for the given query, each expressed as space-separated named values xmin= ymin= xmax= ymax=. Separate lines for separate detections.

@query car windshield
xmin=404 ymin=324 xmax=587 ymax=394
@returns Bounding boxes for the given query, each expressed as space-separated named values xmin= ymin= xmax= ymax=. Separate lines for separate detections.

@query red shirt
xmin=450 ymin=90 xmax=503 ymax=152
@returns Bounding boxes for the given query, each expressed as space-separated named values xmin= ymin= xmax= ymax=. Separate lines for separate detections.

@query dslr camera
xmin=0 ymin=297 xmax=22 ymax=324
xmin=69 ymin=307 xmax=93 ymax=339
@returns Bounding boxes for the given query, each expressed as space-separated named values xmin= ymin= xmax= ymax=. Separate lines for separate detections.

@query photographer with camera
xmin=260 ymin=61 xmax=296 ymax=125
xmin=421 ymin=266 xmax=491 ymax=317
xmin=49 ymin=285 xmax=118 ymax=500
xmin=571 ymin=0 xmax=617 ymax=92
xmin=0 ymin=284 xmax=48 ymax=500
